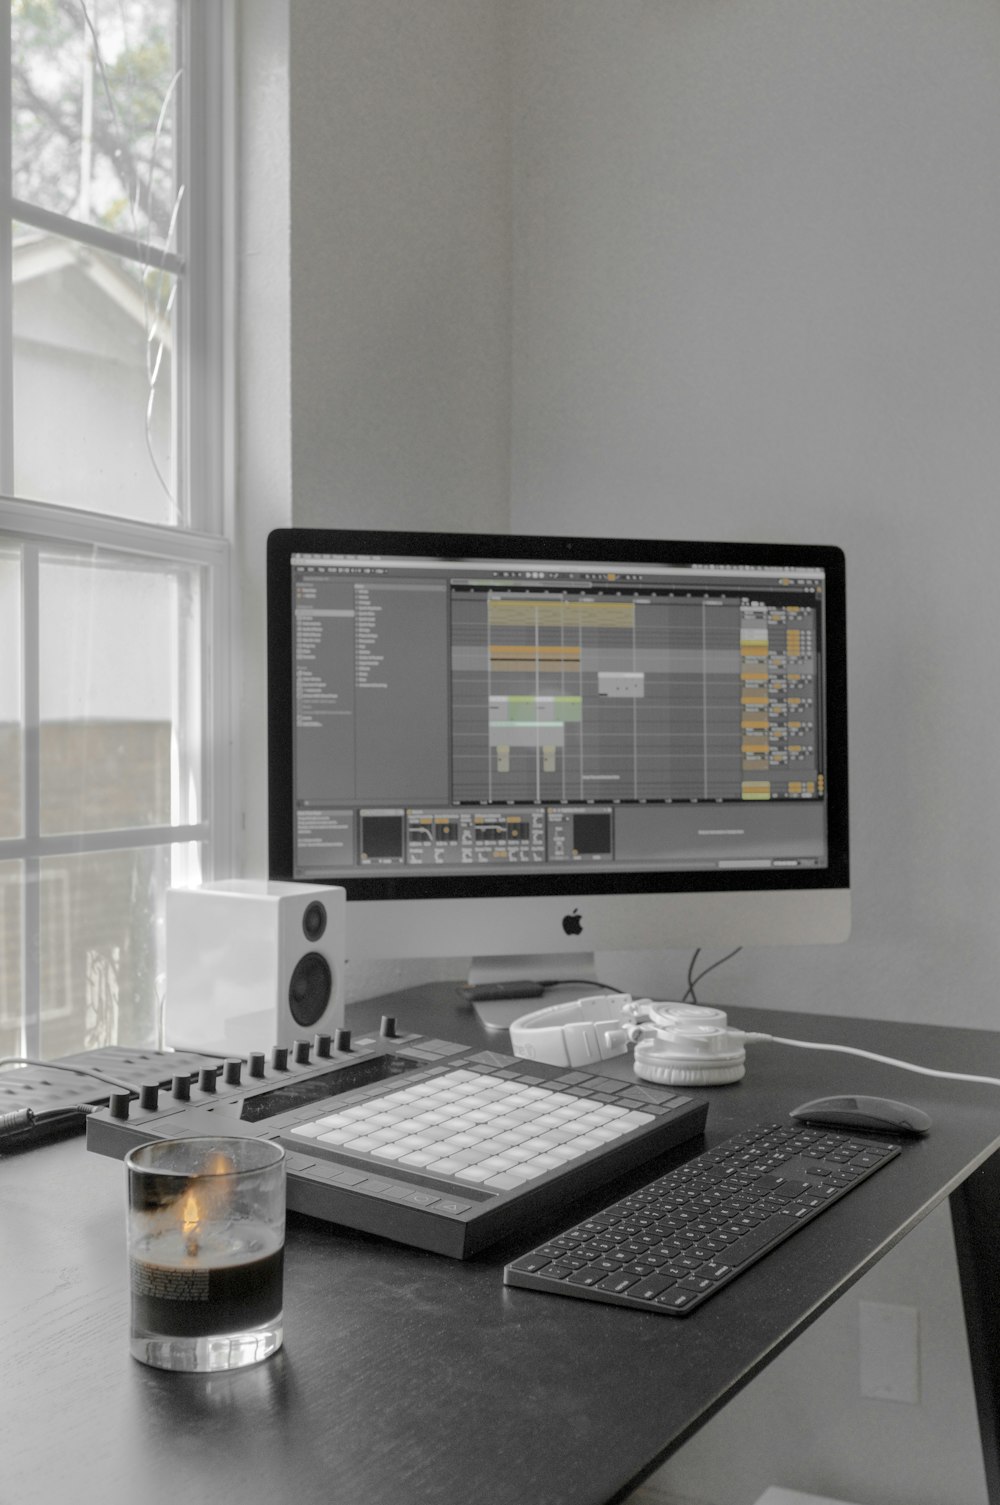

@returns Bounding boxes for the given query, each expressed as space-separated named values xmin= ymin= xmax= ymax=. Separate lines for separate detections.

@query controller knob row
xmin=107 ymin=1023 xmax=374 ymax=1124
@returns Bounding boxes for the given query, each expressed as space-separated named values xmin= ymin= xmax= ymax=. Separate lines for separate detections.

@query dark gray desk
xmin=4 ymin=991 xmax=1000 ymax=1505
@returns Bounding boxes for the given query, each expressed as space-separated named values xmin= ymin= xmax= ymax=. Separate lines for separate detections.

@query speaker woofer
xmin=288 ymin=952 xmax=333 ymax=1028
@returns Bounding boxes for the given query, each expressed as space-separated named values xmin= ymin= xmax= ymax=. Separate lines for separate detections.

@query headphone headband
xmin=508 ymin=993 xmax=634 ymax=1068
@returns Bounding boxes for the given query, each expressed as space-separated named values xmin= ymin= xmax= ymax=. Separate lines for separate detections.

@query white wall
xmin=239 ymin=0 xmax=513 ymax=993
xmin=287 ymin=0 xmax=512 ymax=535
xmin=510 ymin=0 xmax=1000 ymax=1033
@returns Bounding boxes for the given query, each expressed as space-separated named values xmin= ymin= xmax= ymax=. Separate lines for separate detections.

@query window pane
xmin=12 ymin=0 xmax=181 ymax=253
xmin=36 ymin=843 xmax=198 ymax=1056
xmin=13 ymin=223 xmax=176 ymax=522
xmin=0 ymin=860 xmax=23 ymax=1057
xmin=39 ymin=548 xmax=202 ymax=834
xmin=0 ymin=548 xmax=21 ymax=839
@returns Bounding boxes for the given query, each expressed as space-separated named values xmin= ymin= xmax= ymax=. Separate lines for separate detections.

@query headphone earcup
xmin=633 ymin=1024 xmax=746 ymax=1087
xmin=632 ymin=1054 xmax=746 ymax=1087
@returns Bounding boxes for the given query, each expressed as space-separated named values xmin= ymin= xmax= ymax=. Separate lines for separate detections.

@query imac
xmin=266 ymin=530 xmax=849 ymax=1027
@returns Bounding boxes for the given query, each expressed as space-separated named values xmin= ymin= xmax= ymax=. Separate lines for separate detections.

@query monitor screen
xmin=267 ymin=530 xmax=849 ymax=979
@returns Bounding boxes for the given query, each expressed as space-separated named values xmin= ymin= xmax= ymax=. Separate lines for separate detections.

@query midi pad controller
xmin=86 ymin=1019 xmax=708 ymax=1258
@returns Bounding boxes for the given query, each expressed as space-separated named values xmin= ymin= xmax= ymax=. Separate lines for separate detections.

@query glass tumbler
xmin=125 ymin=1136 xmax=286 ymax=1372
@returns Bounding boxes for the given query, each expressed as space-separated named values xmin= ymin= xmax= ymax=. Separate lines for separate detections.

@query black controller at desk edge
xmin=85 ymin=1015 xmax=709 ymax=1259
xmin=0 ymin=1043 xmax=235 ymax=1152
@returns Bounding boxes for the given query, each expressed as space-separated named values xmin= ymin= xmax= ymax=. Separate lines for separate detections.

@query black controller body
xmin=86 ymin=1020 xmax=707 ymax=1258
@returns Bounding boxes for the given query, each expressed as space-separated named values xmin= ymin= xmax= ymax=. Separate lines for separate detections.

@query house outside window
xmin=0 ymin=0 xmax=233 ymax=1060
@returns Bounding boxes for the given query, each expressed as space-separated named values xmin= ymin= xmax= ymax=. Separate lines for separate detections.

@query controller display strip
xmin=239 ymin=1053 xmax=422 ymax=1121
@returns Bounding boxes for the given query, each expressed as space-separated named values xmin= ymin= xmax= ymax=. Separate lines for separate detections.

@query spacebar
xmin=725 ymin=1211 xmax=803 ymax=1265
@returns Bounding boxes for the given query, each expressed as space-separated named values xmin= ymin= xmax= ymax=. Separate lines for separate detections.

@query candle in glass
xmin=126 ymin=1137 xmax=286 ymax=1372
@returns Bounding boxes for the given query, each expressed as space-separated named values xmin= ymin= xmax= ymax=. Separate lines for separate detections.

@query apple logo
xmin=562 ymin=909 xmax=583 ymax=937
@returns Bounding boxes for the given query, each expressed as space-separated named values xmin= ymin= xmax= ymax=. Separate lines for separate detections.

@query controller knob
xmin=293 ymin=1040 xmax=311 ymax=1065
xmin=380 ymin=1016 xmax=398 ymax=1039
xmin=313 ymin=1033 xmax=332 ymax=1058
xmin=139 ymin=1083 xmax=159 ymax=1111
xmin=248 ymin=1052 xmax=266 ymax=1078
xmin=223 ymin=1059 xmax=243 ymax=1086
xmin=171 ymin=1075 xmax=191 ymax=1101
xmin=198 ymin=1067 xmax=218 ymax=1093
xmin=109 ymin=1091 xmax=131 ymax=1120
xmin=272 ymin=1046 xmax=290 ymax=1071
xmin=334 ymin=1029 xmax=352 ymax=1053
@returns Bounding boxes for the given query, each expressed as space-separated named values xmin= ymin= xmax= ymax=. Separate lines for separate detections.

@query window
xmin=0 ymin=1 xmax=232 ymax=1059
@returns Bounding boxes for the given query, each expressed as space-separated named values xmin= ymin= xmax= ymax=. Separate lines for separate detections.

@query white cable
xmin=737 ymin=1032 xmax=1000 ymax=1090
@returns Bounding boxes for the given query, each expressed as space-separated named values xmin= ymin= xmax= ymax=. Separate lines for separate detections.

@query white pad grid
xmin=289 ymin=1067 xmax=654 ymax=1192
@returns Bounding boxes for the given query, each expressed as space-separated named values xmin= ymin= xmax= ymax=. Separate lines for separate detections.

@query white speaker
xmin=165 ymin=880 xmax=346 ymax=1055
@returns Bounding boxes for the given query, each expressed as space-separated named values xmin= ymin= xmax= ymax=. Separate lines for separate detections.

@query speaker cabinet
xmin=165 ymin=880 xmax=346 ymax=1055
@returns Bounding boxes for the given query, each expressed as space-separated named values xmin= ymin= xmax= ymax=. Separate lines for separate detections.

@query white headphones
xmin=509 ymin=994 xmax=747 ymax=1086
xmin=629 ymin=1003 xmax=747 ymax=1086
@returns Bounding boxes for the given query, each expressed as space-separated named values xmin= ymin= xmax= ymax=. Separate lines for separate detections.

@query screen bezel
xmin=267 ymin=528 xmax=848 ymax=904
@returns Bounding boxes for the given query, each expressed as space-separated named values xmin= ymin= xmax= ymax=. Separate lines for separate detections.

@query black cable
xmin=682 ymin=948 xmax=743 ymax=1005
xmin=683 ymin=949 xmax=702 ymax=1004
xmin=35 ymin=1103 xmax=99 ymax=1122
xmin=462 ymin=976 xmax=625 ymax=1005
xmin=0 ymin=1103 xmax=98 ymax=1151
xmin=541 ymin=978 xmax=625 ymax=994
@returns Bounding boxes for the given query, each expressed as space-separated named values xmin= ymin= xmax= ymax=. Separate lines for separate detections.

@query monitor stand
xmin=466 ymin=953 xmax=598 ymax=1033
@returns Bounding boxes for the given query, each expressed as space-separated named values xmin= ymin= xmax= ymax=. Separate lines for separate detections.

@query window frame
xmin=0 ymin=1 xmax=236 ymax=1054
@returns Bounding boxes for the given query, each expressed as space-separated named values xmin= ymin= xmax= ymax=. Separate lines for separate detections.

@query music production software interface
xmin=289 ymin=552 xmax=831 ymax=881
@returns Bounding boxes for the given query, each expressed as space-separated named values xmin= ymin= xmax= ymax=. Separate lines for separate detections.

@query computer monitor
xmin=267 ymin=529 xmax=849 ymax=1019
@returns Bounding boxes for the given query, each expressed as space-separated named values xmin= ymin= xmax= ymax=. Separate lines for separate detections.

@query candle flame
xmin=180 ymin=1187 xmax=202 ymax=1257
xmin=175 ymin=1151 xmax=237 ymax=1258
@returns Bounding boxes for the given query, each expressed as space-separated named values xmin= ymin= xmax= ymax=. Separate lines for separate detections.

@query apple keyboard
xmin=504 ymin=1120 xmax=901 ymax=1313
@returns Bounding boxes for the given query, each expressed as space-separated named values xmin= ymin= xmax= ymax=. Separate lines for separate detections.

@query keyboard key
xmin=509 ymin=1254 xmax=554 ymax=1275
xmin=566 ymin=1267 xmax=606 ymax=1288
xmin=597 ymin=1273 xmax=640 ymax=1295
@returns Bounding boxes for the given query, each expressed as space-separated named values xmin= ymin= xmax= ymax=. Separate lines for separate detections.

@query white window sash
xmin=0 ymin=489 xmax=233 ymax=858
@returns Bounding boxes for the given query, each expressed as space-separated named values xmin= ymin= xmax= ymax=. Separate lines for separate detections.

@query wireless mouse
xmin=789 ymin=1094 xmax=931 ymax=1137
